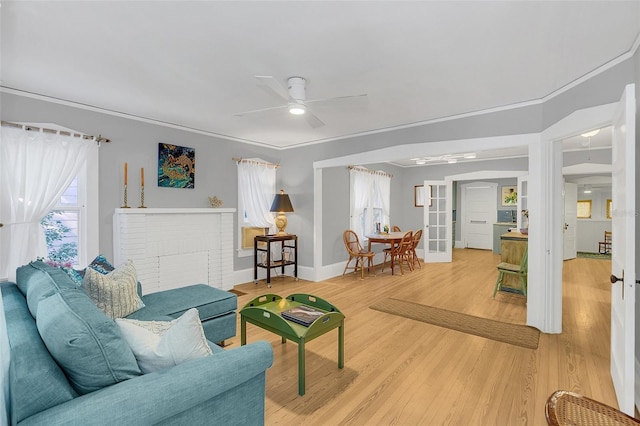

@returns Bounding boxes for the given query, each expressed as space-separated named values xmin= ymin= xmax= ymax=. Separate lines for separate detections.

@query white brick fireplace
xmin=113 ymin=208 xmax=235 ymax=294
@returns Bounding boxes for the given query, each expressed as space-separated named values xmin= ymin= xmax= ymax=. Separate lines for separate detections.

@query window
xmin=40 ymin=149 xmax=98 ymax=268
xmin=41 ymin=178 xmax=80 ymax=265
xmin=237 ymin=159 xmax=277 ymax=256
xmin=0 ymin=123 xmax=99 ymax=280
xmin=577 ymin=200 xmax=592 ymax=219
xmin=349 ymin=167 xmax=391 ymax=241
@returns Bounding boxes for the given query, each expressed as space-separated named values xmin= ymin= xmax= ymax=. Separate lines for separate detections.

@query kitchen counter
xmin=492 ymin=223 xmax=517 ymax=253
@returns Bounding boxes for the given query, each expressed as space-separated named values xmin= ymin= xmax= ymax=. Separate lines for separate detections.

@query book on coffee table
xmin=281 ymin=305 xmax=325 ymax=327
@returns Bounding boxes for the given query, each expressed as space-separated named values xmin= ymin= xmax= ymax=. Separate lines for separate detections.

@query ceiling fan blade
xmin=232 ymin=104 xmax=287 ymax=118
xmin=255 ymin=75 xmax=291 ymax=102
xmin=306 ymin=93 xmax=368 ymax=108
xmin=304 ymin=110 xmax=325 ymax=128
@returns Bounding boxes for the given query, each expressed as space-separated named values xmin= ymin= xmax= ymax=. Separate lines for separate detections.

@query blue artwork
xmin=158 ymin=143 xmax=195 ymax=189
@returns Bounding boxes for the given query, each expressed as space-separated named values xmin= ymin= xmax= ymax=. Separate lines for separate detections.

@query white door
xmin=423 ymin=180 xmax=452 ymax=263
xmin=460 ymin=182 xmax=496 ymax=250
xmin=610 ymin=84 xmax=635 ymax=415
xmin=563 ymin=182 xmax=577 ymax=260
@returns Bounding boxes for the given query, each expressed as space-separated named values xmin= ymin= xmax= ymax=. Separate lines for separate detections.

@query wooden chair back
xmin=392 ymin=231 xmax=413 ymax=255
xmin=343 ymin=230 xmax=363 ymax=256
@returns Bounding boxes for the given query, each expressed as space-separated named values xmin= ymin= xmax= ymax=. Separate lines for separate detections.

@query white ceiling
xmin=2 ymin=1 xmax=639 ymax=157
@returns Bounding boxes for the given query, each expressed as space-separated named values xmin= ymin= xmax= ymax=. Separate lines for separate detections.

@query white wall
xmin=576 ymin=188 xmax=612 ymax=252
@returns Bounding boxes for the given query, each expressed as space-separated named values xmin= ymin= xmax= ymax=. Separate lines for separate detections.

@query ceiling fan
xmin=233 ymin=76 xmax=368 ymax=128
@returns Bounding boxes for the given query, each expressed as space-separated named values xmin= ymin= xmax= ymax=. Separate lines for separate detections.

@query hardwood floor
xmin=232 ymin=248 xmax=616 ymax=425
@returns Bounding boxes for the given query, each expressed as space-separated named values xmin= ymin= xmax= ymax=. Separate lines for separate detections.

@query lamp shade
xmin=270 ymin=190 xmax=294 ymax=235
xmin=270 ymin=190 xmax=294 ymax=213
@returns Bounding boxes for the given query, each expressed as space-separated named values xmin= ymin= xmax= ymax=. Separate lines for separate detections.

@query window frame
xmin=577 ymin=199 xmax=592 ymax=219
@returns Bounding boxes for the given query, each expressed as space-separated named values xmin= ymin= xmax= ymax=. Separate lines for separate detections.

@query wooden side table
xmin=254 ymin=234 xmax=298 ymax=288
xmin=240 ymin=293 xmax=344 ymax=396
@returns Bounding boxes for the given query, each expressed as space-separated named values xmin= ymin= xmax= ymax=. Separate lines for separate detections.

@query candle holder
xmin=139 ymin=185 xmax=146 ymax=208
xmin=121 ymin=184 xmax=130 ymax=208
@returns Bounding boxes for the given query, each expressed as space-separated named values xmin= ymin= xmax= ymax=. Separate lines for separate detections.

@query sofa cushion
xmin=36 ymin=285 xmax=142 ymax=395
xmin=116 ymin=308 xmax=213 ymax=373
xmin=1 ymin=282 xmax=77 ymax=424
xmin=16 ymin=261 xmax=79 ymax=318
xmin=82 ymin=260 xmax=145 ymax=319
xmin=127 ymin=284 xmax=237 ymax=322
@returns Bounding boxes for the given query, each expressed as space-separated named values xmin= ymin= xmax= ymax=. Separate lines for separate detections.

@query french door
xmin=422 ymin=180 xmax=451 ymax=263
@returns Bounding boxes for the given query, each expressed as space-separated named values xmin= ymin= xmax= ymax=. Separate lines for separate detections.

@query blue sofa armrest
xmin=19 ymin=341 xmax=274 ymax=426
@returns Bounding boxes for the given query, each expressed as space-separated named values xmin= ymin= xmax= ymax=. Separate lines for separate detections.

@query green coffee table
xmin=240 ymin=293 xmax=345 ymax=396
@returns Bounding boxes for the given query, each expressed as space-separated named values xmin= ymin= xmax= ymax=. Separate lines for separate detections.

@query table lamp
xmin=270 ymin=189 xmax=294 ymax=235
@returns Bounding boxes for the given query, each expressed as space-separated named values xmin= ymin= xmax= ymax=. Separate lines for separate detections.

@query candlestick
xmin=138 ymin=184 xmax=146 ymax=208
xmin=141 ymin=167 xmax=145 ymax=186
xmin=122 ymin=184 xmax=130 ymax=208
xmin=124 ymin=162 xmax=128 ymax=185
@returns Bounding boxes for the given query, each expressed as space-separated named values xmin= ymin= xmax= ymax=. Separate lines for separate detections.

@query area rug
xmin=229 ymin=289 xmax=247 ymax=296
xmin=370 ymin=298 xmax=539 ymax=349
xmin=577 ymin=251 xmax=611 ymax=260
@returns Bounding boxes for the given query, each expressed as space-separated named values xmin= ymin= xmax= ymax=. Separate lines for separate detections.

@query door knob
xmin=610 ymin=274 xmax=623 ymax=284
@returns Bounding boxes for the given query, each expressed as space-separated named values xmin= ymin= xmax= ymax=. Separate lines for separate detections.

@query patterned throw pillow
xmin=115 ymin=308 xmax=213 ymax=373
xmin=82 ymin=260 xmax=145 ymax=319
xmin=65 ymin=254 xmax=116 ymax=286
xmin=87 ymin=254 xmax=116 ymax=274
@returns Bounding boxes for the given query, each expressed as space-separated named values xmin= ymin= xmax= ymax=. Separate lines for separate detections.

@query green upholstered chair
xmin=493 ymin=246 xmax=528 ymax=297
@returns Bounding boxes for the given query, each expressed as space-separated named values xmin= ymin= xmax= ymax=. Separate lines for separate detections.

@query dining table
xmin=366 ymin=231 xmax=406 ymax=274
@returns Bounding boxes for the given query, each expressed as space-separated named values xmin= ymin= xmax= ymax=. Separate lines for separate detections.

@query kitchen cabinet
xmin=493 ymin=223 xmax=514 ymax=254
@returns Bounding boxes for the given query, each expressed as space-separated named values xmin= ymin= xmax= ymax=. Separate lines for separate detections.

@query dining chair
xmin=382 ymin=231 xmax=413 ymax=275
xmin=342 ymin=230 xmax=376 ymax=280
xmin=493 ymin=245 xmax=528 ymax=297
xmin=392 ymin=225 xmax=402 ymax=232
xmin=545 ymin=390 xmax=640 ymax=425
xmin=410 ymin=229 xmax=423 ymax=269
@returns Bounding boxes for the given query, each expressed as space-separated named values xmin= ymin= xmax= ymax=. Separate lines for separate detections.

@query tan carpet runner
xmin=370 ymin=298 xmax=539 ymax=349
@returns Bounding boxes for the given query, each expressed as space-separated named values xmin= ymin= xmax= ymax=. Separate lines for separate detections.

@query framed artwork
xmin=606 ymin=199 xmax=612 ymax=219
xmin=414 ymin=185 xmax=432 ymax=207
xmin=501 ymin=186 xmax=517 ymax=206
xmin=158 ymin=143 xmax=195 ymax=189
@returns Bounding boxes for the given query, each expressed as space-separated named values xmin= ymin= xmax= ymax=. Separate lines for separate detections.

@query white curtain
xmin=349 ymin=168 xmax=372 ymax=241
xmin=237 ymin=160 xmax=276 ymax=230
xmin=0 ymin=126 xmax=96 ymax=281
xmin=373 ymin=172 xmax=391 ymax=223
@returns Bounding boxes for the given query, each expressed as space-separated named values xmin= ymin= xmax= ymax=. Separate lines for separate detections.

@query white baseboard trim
xmin=231 ymin=252 xmax=392 ymax=286
xmin=635 ymin=356 xmax=640 ymax=414
xmin=231 ymin=265 xmax=316 ymax=287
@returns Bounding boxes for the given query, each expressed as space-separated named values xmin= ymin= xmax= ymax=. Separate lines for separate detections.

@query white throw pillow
xmin=115 ymin=308 xmax=213 ymax=373
xmin=82 ymin=259 xmax=145 ymax=319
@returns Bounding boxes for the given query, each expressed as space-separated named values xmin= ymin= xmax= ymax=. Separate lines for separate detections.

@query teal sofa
xmin=2 ymin=261 xmax=274 ymax=425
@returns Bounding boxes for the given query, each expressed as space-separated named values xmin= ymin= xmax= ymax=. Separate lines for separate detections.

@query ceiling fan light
xmin=289 ymin=104 xmax=305 ymax=115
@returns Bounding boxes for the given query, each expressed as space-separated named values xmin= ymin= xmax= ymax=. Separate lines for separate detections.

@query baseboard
xmin=633 ymin=357 xmax=640 ymax=412
xmin=232 ymin=264 xmax=315 ymax=286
